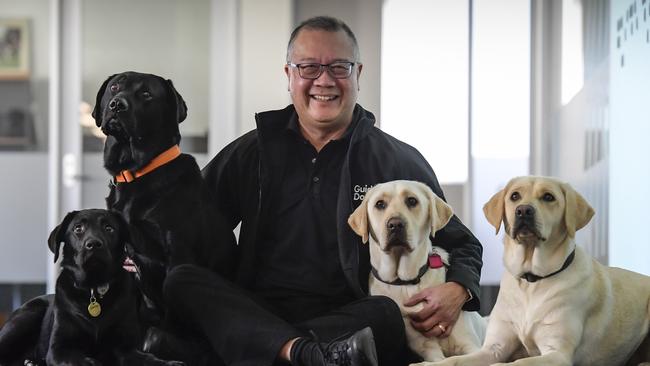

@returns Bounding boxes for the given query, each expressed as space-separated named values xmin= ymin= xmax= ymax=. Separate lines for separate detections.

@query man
xmin=163 ymin=16 xmax=482 ymax=366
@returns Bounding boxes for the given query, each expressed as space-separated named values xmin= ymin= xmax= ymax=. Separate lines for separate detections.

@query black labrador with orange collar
xmin=0 ymin=209 xmax=183 ymax=366
xmin=92 ymin=72 xmax=237 ymax=364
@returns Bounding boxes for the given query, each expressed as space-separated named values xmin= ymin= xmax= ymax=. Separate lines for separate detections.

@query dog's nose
xmin=84 ymin=239 xmax=103 ymax=250
xmin=387 ymin=217 xmax=405 ymax=234
xmin=515 ymin=205 xmax=535 ymax=218
xmin=108 ymin=96 xmax=129 ymax=112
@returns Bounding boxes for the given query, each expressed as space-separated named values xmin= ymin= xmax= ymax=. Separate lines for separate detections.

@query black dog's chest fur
xmin=52 ymin=270 xmax=142 ymax=349
xmin=107 ymin=154 xmax=206 ymax=264
xmin=106 ymin=153 xmax=236 ymax=318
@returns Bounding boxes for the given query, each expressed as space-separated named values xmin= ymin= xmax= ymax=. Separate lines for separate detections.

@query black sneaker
xmin=313 ymin=327 xmax=378 ymax=366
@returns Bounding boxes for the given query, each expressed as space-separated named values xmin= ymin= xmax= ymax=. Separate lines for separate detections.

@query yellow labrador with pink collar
xmin=413 ymin=176 xmax=650 ymax=366
xmin=348 ymin=180 xmax=486 ymax=361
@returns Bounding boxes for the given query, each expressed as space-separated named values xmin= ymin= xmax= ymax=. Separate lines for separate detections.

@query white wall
xmin=0 ymin=154 xmax=48 ymax=283
xmin=238 ymin=0 xmax=292 ymax=134
xmin=609 ymin=0 xmax=650 ymax=275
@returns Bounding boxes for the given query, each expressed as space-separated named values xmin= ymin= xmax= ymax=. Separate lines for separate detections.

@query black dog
xmin=92 ymin=72 xmax=236 ymax=364
xmin=0 ymin=209 xmax=183 ymax=366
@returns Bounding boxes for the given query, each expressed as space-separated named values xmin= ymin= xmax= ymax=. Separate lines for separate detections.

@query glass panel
xmin=381 ymin=0 xmax=469 ymax=184
xmin=561 ymin=0 xmax=584 ymax=105
xmin=472 ymin=0 xmax=531 ymax=159
xmin=0 ymin=1 xmax=49 ymax=151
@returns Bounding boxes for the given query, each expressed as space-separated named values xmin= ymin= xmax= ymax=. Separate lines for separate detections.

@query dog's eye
xmin=375 ymin=200 xmax=386 ymax=210
xmin=73 ymin=224 xmax=84 ymax=234
xmin=542 ymin=193 xmax=555 ymax=202
xmin=142 ymin=91 xmax=152 ymax=100
xmin=110 ymin=84 xmax=119 ymax=93
xmin=406 ymin=197 xmax=418 ymax=208
xmin=510 ymin=192 xmax=520 ymax=201
xmin=105 ymin=224 xmax=115 ymax=233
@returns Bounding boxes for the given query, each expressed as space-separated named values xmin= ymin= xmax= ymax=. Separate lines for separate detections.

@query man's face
xmin=285 ymin=29 xmax=362 ymax=133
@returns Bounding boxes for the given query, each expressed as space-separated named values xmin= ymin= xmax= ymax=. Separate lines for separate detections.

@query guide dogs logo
xmin=353 ymin=184 xmax=374 ymax=201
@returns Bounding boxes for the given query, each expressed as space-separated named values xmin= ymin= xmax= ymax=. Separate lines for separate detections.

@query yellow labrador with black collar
xmin=348 ymin=180 xmax=486 ymax=361
xmin=413 ymin=176 xmax=650 ymax=366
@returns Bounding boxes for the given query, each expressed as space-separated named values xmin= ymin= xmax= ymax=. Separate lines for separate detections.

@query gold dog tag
xmin=88 ymin=292 xmax=101 ymax=317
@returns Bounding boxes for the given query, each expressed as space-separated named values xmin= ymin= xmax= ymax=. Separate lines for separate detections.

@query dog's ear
xmin=424 ymin=185 xmax=453 ymax=235
xmin=92 ymin=74 xmax=117 ymax=127
xmin=166 ymin=79 xmax=188 ymax=124
xmin=483 ymin=187 xmax=506 ymax=234
xmin=47 ymin=211 xmax=79 ymax=263
xmin=561 ymin=183 xmax=595 ymax=238
xmin=348 ymin=199 xmax=369 ymax=244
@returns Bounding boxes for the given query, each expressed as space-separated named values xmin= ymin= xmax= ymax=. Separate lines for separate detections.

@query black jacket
xmin=202 ymin=104 xmax=483 ymax=310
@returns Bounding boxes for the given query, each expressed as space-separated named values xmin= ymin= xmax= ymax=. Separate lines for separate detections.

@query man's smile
xmin=311 ymin=94 xmax=339 ymax=101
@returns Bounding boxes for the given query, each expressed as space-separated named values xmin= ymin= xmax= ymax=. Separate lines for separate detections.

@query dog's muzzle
xmin=512 ymin=204 xmax=545 ymax=241
xmin=101 ymin=115 xmax=129 ymax=139
xmin=385 ymin=217 xmax=410 ymax=251
xmin=82 ymin=238 xmax=112 ymax=263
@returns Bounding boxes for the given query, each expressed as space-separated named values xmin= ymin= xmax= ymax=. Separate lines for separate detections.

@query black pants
xmin=163 ymin=264 xmax=415 ymax=366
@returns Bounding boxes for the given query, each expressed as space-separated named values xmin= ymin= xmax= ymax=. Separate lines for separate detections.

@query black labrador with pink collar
xmin=91 ymin=72 xmax=237 ymax=364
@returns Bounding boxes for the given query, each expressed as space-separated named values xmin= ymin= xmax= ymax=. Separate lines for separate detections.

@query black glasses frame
xmin=287 ymin=62 xmax=357 ymax=79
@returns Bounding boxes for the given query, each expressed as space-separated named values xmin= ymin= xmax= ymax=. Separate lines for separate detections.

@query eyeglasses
xmin=287 ymin=61 xmax=357 ymax=79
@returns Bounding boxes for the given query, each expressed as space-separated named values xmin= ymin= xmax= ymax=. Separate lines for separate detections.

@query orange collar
xmin=114 ymin=145 xmax=181 ymax=183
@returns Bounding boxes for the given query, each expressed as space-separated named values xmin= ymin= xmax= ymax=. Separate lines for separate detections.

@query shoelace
xmin=309 ymin=330 xmax=353 ymax=366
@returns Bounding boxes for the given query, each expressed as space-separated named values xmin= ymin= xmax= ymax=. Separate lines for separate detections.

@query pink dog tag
xmin=428 ymin=254 xmax=444 ymax=269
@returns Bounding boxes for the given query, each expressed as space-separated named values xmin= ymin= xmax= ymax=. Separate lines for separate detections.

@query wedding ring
xmin=437 ymin=324 xmax=446 ymax=333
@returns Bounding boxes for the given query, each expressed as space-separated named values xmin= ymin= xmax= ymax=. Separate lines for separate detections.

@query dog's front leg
xmin=490 ymin=321 xmax=581 ymax=366
xmin=47 ymin=338 xmax=101 ymax=366
xmin=47 ymin=316 xmax=102 ymax=366
xmin=410 ymin=349 xmax=500 ymax=366
xmin=404 ymin=321 xmax=444 ymax=361
xmin=491 ymin=351 xmax=572 ymax=366
xmin=46 ymin=348 xmax=102 ymax=366
xmin=409 ymin=321 xmax=523 ymax=366
xmin=118 ymin=349 xmax=185 ymax=366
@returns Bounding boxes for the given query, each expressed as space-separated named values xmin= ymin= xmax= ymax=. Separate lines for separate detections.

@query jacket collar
xmin=254 ymin=104 xmax=376 ymax=143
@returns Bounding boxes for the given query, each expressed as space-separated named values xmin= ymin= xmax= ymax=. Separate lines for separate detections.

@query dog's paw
xmin=165 ymin=361 xmax=185 ymax=366
xmin=83 ymin=357 xmax=103 ymax=366
xmin=403 ymin=303 xmax=425 ymax=315
xmin=410 ymin=361 xmax=454 ymax=366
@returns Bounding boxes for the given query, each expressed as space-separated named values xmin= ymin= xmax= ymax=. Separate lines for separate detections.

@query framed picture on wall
xmin=0 ymin=18 xmax=30 ymax=80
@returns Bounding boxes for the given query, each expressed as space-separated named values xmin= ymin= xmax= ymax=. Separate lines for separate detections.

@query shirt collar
xmin=285 ymin=108 xmax=359 ymax=144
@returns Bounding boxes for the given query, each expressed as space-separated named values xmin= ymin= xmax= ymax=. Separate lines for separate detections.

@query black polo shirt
xmin=254 ymin=114 xmax=356 ymax=322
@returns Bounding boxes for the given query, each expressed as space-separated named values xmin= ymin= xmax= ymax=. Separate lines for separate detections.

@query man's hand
xmin=404 ymin=282 xmax=468 ymax=338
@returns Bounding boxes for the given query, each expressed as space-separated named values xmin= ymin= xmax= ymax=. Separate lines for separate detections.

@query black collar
xmin=521 ymin=249 xmax=576 ymax=283
xmin=371 ymin=262 xmax=429 ymax=286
